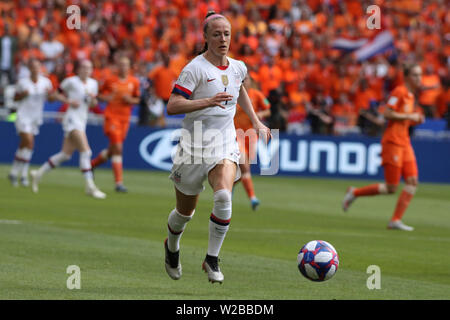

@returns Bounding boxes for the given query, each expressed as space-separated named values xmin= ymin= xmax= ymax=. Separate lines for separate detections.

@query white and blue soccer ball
xmin=297 ymin=240 xmax=339 ymax=282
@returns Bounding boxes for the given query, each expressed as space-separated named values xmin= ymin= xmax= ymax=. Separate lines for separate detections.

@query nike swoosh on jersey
xmin=207 ymin=78 xmax=216 ymax=82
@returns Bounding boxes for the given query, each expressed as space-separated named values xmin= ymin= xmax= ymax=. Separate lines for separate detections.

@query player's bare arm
xmin=13 ymin=90 xmax=29 ymax=101
xmin=122 ymin=94 xmax=140 ymax=105
xmin=237 ymin=86 xmax=271 ymax=142
xmin=52 ymin=91 xmax=80 ymax=108
xmin=384 ymin=107 xmax=425 ymax=123
xmin=97 ymin=93 xmax=112 ymax=102
xmin=88 ymin=93 xmax=98 ymax=108
xmin=166 ymin=92 xmax=233 ymax=115
xmin=257 ymin=109 xmax=271 ymax=119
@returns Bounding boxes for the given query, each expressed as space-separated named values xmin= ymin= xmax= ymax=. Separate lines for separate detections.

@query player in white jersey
xmin=163 ymin=11 xmax=271 ymax=284
xmin=30 ymin=60 xmax=106 ymax=199
xmin=8 ymin=59 xmax=53 ymax=187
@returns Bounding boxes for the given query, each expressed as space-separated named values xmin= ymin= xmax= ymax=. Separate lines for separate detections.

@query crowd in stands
xmin=0 ymin=0 xmax=449 ymax=135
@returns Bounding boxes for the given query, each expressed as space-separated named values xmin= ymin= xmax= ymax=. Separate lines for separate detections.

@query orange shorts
xmin=104 ymin=117 xmax=130 ymax=144
xmin=236 ymin=129 xmax=258 ymax=162
xmin=381 ymin=143 xmax=418 ymax=185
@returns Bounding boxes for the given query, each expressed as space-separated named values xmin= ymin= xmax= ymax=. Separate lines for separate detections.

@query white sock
xmin=10 ymin=148 xmax=26 ymax=176
xmin=20 ymin=148 xmax=33 ymax=178
xmin=37 ymin=152 xmax=71 ymax=176
xmin=208 ymin=189 xmax=232 ymax=257
xmin=79 ymin=150 xmax=94 ymax=181
xmin=167 ymin=208 xmax=194 ymax=252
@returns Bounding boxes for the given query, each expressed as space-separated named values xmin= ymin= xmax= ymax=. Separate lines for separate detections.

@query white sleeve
xmin=46 ymin=78 xmax=53 ymax=92
xmin=173 ymin=63 xmax=197 ymax=98
xmin=91 ymin=80 xmax=99 ymax=96
xmin=60 ymin=77 xmax=71 ymax=92
xmin=15 ymin=79 xmax=26 ymax=93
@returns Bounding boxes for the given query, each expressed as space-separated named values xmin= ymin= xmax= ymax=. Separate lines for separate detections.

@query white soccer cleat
xmin=86 ymin=186 xmax=107 ymax=199
xmin=30 ymin=170 xmax=40 ymax=193
xmin=387 ymin=220 xmax=414 ymax=231
xmin=164 ymin=238 xmax=182 ymax=280
xmin=202 ymin=255 xmax=224 ymax=284
xmin=342 ymin=187 xmax=355 ymax=212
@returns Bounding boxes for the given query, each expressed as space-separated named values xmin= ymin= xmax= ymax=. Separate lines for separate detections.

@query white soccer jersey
xmin=15 ymin=75 xmax=52 ymax=124
xmin=173 ymin=54 xmax=247 ymax=161
xmin=60 ymin=76 xmax=98 ymax=130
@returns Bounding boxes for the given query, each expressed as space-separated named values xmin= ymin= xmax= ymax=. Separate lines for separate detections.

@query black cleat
xmin=164 ymin=238 xmax=182 ymax=280
xmin=202 ymin=254 xmax=224 ymax=284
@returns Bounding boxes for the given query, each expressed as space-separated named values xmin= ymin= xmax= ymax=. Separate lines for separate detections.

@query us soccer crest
xmin=221 ymin=75 xmax=229 ymax=86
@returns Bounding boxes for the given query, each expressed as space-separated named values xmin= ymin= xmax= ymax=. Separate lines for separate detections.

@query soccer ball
xmin=297 ymin=240 xmax=339 ymax=282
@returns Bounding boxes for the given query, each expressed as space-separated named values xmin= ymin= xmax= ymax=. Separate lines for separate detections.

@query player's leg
xmin=18 ymin=132 xmax=34 ymax=186
xmin=108 ymin=119 xmax=128 ymax=192
xmin=203 ymin=159 xmax=236 ymax=283
xmin=343 ymin=143 xmax=399 ymax=211
xmin=30 ymin=138 xmax=74 ymax=193
xmin=388 ymin=160 xmax=418 ymax=231
xmin=165 ymin=187 xmax=199 ymax=280
xmin=342 ymin=182 xmax=390 ymax=212
xmin=91 ymin=118 xmax=113 ymax=168
xmin=69 ymin=129 xmax=106 ymax=199
xmin=9 ymin=132 xmax=34 ymax=187
xmin=91 ymin=148 xmax=110 ymax=168
xmin=110 ymin=142 xmax=127 ymax=192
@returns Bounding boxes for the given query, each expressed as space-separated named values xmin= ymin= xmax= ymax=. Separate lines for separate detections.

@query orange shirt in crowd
xmin=419 ymin=74 xmax=441 ymax=106
xmin=353 ymin=87 xmax=377 ymax=114
xmin=288 ymin=90 xmax=311 ymax=123
xmin=149 ymin=65 xmax=177 ymax=101
xmin=332 ymin=102 xmax=356 ymax=126
xmin=381 ymin=85 xmax=415 ymax=146
xmin=258 ymin=64 xmax=283 ymax=96
xmin=101 ymin=74 xmax=140 ymax=121
xmin=235 ymin=88 xmax=270 ymax=132
xmin=436 ymin=88 xmax=449 ymax=118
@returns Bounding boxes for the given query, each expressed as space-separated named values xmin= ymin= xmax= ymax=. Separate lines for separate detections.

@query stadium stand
xmin=0 ymin=0 xmax=449 ymax=136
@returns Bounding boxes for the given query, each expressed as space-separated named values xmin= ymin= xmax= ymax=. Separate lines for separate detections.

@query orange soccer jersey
xmin=102 ymin=74 xmax=140 ymax=143
xmin=381 ymin=85 xmax=415 ymax=146
xmin=235 ymin=88 xmax=270 ymax=159
xmin=381 ymin=85 xmax=418 ymax=179
xmin=102 ymin=74 xmax=140 ymax=121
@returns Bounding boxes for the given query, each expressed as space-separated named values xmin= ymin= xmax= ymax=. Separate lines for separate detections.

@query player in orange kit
xmin=342 ymin=64 xmax=425 ymax=231
xmin=91 ymin=56 xmax=140 ymax=192
xmin=234 ymin=75 xmax=271 ymax=210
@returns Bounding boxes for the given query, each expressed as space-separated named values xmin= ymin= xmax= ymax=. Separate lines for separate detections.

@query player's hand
xmin=208 ymin=92 xmax=233 ymax=109
xmin=253 ymin=120 xmax=272 ymax=143
xmin=410 ymin=113 xmax=425 ymax=124
xmin=69 ymin=100 xmax=80 ymax=108
xmin=122 ymin=94 xmax=133 ymax=104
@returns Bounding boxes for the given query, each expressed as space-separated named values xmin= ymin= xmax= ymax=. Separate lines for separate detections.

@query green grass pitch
xmin=0 ymin=164 xmax=449 ymax=300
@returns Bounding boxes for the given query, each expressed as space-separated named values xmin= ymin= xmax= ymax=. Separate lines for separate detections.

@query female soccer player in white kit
xmin=164 ymin=12 xmax=271 ymax=283
xmin=8 ymin=59 xmax=53 ymax=187
xmin=30 ymin=60 xmax=106 ymax=199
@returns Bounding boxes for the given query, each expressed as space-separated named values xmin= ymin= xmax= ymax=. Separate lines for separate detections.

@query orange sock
xmin=91 ymin=149 xmax=109 ymax=168
xmin=391 ymin=186 xmax=415 ymax=222
xmin=241 ymin=175 xmax=255 ymax=199
xmin=111 ymin=155 xmax=123 ymax=185
xmin=353 ymin=184 xmax=383 ymax=197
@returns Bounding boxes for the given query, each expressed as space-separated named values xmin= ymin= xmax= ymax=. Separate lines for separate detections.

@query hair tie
xmin=203 ymin=14 xmax=225 ymax=29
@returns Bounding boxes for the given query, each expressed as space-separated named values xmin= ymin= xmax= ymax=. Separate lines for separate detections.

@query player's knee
xmin=111 ymin=144 xmax=122 ymax=155
xmin=387 ymin=184 xmax=398 ymax=194
xmin=406 ymin=177 xmax=418 ymax=187
xmin=214 ymin=189 xmax=232 ymax=205
xmin=213 ymin=189 xmax=232 ymax=217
